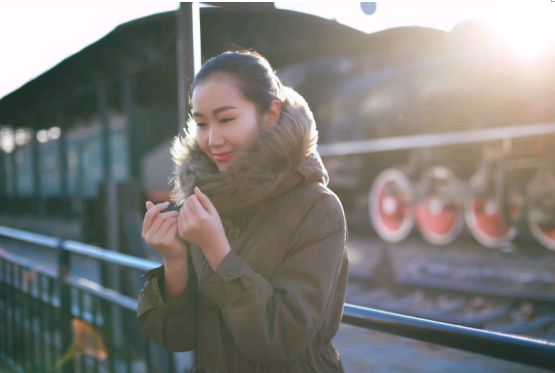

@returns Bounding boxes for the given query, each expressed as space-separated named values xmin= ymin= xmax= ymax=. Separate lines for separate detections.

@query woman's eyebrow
xmin=192 ymin=105 xmax=237 ymax=117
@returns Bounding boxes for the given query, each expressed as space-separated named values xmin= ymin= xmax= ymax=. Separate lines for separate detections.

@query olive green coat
xmin=137 ymin=87 xmax=349 ymax=372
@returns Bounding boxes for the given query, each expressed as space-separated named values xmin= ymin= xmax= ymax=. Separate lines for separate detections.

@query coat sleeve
xmin=137 ymin=253 xmax=198 ymax=352
xmin=197 ymin=192 xmax=348 ymax=363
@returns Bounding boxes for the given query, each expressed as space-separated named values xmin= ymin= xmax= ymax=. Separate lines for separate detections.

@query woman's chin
xmin=215 ymin=156 xmax=238 ymax=172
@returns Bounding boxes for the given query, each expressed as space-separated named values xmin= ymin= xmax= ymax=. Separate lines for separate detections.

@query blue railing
xmin=1 ymin=225 xmax=555 ymax=373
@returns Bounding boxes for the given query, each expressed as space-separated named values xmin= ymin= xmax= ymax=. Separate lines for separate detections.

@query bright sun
xmin=485 ymin=2 xmax=555 ymax=62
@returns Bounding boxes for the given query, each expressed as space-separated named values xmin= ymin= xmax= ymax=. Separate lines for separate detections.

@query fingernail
xmin=163 ymin=201 xmax=170 ymax=205
xmin=195 ymin=186 xmax=201 ymax=193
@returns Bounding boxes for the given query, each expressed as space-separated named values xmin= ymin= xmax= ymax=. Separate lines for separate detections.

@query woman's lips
xmin=213 ymin=151 xmax=234 ymax=161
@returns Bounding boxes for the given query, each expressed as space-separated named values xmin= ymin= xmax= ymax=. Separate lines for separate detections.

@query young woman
xmin=138 ymin=51 xmax=349 ymax=373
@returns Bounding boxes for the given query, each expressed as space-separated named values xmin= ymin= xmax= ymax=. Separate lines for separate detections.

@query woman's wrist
xmin=162 ymin=256 xmax=189 ymax=300
xmin=204 ymin=235 xmax=232 ymax=272
xmin=161 ymin=240 xmax=189 ymax=268
xmin=163 ymin=254 xmax=188 ymax=270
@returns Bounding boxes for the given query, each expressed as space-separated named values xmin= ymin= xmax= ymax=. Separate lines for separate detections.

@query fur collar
xmin=169 ymin=87 xmax=329 ymax=233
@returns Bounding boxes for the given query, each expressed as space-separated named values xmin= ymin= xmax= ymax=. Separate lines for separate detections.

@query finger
xmin=175 ymin=226 xmax=188 ymax=247
xmin=188 ymin=195 xmax=207 ymax=218
xmin=194 ymin=187 xmax=217 ymax=215
xmin=143 ymin=210 xmax=178 ymax=240
xmin=143 ymin=201 xmax=170 ymax=234
xmin=149 ymin=210 xmax=179 ymax=238
xmin=177 ymin=207 xmax=184 ymax=224
xmin=177 ymin=207 xmax=190 ymax=239
xmin=143 ymin=201 xmax=170 ymax=236
xmin=185 ymin=197 xmax=196 ymax=217
xmin=146 ymin=201 xmax=154 ymax=211
xmin=161 ymin=211 xmax=180 ymax=218
xmin=156 ymin=217 xmax=177 ymax=243
xmin=181 ymin=204 xmax=196 ymax=227
xmin=165 ymin=224 xmax=179 ymax=246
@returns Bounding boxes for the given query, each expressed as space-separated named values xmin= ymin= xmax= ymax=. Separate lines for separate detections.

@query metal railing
xmin=0 ymin=225 xmax=178 ymax=373
xmin=1 ymin=225 xmax=555 ymax=373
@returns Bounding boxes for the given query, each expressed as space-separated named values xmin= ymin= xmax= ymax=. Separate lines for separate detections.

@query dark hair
xmin=191 ymin=50 xmax=282 ymax=116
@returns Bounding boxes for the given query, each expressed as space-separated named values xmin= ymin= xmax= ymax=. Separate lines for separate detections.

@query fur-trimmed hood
xmin=169 ymin=86 xmax=329 ymax=233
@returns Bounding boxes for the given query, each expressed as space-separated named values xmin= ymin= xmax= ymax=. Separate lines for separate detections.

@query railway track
xmin=346 ymin=242 xmax=555 ymax=341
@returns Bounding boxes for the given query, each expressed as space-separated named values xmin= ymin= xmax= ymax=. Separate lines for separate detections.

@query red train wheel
xmin=528 ymin=219 xmax=555 ymax=252
xmin=415 ymin=167 xmax=464 ymax=246
xmin=527 ymin=170 xmax=555 ymax=252
xmin=464 ymin=196 xmax=518 ymax=248
xmin=369 ymin=168 xmax=414 ymax=243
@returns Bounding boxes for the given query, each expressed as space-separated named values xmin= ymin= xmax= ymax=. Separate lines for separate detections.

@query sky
xmin=0 ymin=1 xmax=554 ymax=101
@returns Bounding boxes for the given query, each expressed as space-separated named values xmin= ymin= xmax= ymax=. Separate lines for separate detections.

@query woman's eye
xmin=196 ymin=122 xmax=206 ymax=127
xmin=220 ymin=118 xmax=234 ymax=123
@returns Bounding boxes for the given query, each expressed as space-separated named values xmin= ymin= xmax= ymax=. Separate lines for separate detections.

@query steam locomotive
xmin=281 ymin=20 xmax=555 ymax=251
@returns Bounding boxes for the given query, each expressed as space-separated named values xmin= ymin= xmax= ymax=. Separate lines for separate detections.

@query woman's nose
xmin=208 ymin=127 xmax=225 ymax=147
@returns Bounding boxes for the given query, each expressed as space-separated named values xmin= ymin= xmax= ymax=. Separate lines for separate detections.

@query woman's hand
xmin=177 ymin=187 xmax=231 ymax=270
xmin=142 ymin=201 xmax=188 ymax=262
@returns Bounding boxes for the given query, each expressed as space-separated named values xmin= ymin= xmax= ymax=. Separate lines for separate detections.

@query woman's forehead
xmin=192 ymin=75 xmax=251 ymax=113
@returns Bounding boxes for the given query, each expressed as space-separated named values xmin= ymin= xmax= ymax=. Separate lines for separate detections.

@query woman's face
xmin=192 ymin=74 xmax=280 ymax=172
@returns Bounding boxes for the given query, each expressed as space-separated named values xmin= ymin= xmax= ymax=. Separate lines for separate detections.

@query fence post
xmin=57 ymin=240 xmax=73 ymax=373
xmin=98 ymin=181 xmax=117 ymax=372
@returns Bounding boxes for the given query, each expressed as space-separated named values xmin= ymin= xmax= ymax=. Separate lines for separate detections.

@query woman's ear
xmin=264 ymin=100 xmax=282 ymax=129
